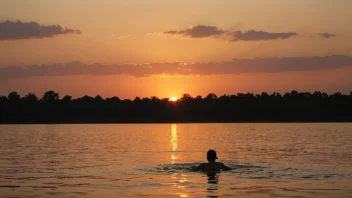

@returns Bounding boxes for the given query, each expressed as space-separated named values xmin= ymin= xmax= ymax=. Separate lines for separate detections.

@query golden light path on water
xmin=170 ymin=124 xmax=178 ymax=164
xmin=170 ymin=124 xmax=190 ymax=197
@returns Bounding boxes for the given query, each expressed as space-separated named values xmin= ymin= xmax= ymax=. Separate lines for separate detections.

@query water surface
xmin=0 ymin=123 xmax=351 ymax=197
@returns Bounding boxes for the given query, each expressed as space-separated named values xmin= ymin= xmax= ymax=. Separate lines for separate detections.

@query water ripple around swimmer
xmin=137 ymin=161 xmax=348 ymax=181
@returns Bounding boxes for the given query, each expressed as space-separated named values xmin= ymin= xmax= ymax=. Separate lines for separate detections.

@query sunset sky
xmin=1 ymin=0 xmax=352 ymax=99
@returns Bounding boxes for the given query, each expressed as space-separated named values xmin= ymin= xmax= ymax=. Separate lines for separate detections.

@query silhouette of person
xmin=191 ymin=149 xmax=231 ymax=172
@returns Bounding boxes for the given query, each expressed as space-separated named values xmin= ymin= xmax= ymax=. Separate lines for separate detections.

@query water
xmin=0 ymin=123 xmax=351 ymax=198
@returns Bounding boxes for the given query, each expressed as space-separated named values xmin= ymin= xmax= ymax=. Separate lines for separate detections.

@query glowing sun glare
xmin=170 ymin=97 xmax=178 ymax=102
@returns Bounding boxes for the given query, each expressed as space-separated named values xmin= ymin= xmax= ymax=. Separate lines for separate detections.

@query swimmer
xmin=191 ymin=149 xmax=231 ymax=172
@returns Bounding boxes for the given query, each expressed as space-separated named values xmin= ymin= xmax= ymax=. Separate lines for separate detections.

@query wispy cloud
xmin=163 ymin=25 xmax=297 ymax=41
xmin=164 ymin=25 xmax=225 ymax=38
xmin=0 ymin=20 xmax=81 ymax=41
xmin=320 ymin=32 xmax=337 ymax=39
xmin=1 ymin=55 xmax=351 ymax=78
xmin=231 ymin=30 xmax=297 ymax=41
xmin=111 ymin=33 xmax=131 ymax=40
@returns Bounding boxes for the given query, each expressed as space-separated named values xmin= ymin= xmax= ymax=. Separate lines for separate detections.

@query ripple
xmin=137 ymin=161 xmax=349 ymax=180
xmin=0 ymin=185 xmax=21 ymax=188
xmin=60 ymin=183 xmax=91 ymax=187
xmin=30 ymin=185 xmax=57 ymax=189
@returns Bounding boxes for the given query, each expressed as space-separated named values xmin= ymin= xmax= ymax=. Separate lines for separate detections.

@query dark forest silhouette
xmin=0 ymin=90 xmax=351 ymax=123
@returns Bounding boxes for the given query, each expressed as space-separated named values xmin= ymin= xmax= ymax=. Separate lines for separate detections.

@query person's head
xmin=207 ymin=149 xmax=218 ymax=162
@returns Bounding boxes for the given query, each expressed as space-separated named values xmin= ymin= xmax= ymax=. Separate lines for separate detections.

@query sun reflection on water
xmin=170 ymin=124 xmax=178 ymax=164
xmin=170 ymin=124 xmax=189 ymax=197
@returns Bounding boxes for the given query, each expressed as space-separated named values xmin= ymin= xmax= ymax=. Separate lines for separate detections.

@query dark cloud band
xmin=0 ymin=20 xmax=81 ymax=40
xmin=0 ymin=55 xmax=351 ymax=78
xmin=164 ymin=25 xmax=225 ymax=38
xmin=164 ymin=25 xmax=297 ymax=41
xmin=231 ymin=30 xmax=297 ymax=41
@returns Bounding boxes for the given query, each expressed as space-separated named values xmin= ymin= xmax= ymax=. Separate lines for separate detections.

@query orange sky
xmin=0 ymin=0 xmax=351 ymax=98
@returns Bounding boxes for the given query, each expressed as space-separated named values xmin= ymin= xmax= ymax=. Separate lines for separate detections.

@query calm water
xmin=0 ymin=123 xmax=351 ymax=198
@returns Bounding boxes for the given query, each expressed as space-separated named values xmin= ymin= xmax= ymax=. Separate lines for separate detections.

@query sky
xmin=0 ymin=0 xmax=352 ymax=99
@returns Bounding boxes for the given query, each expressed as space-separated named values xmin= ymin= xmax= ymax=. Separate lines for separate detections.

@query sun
xmin=170 ymin=97 xmax=178 ymax=102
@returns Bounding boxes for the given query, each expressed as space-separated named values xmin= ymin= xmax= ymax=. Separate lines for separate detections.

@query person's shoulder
xmin=190 ymin=163 xmax=209 ymax=171
xmin=199 ymin=163 xmax=207 ymax=167
xmin=217 ymin=162 xmax=226 ymax=167
xmin=218 ymin=162 xmax=231 ymax=170
xmin=191 ymin=163 xmax=206 ymax=169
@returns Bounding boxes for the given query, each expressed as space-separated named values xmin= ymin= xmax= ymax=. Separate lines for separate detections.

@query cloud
xmin=164 ymin=25 xmax=225 ymax=38
xmin=1 ymin=55 xmax=351 ymax=78
xmin=0 ymin=20 xmax=81 ymax=40
xmin=320 ymin=33 xmax=336 ymax=39
xmin=163 ymin=25 xmax=297 ymax=41
xmin=230 ymin=30 xmax=297 ymax=41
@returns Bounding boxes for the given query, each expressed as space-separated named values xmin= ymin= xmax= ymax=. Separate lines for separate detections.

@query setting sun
xmin=170 ymin=97 xmax=178 ymax=102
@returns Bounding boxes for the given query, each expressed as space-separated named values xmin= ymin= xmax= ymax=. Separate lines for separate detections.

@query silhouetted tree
xmin=80 ymin=95 xmax=94 ymax=101
xmin=95 ymin=95 xmax=103 ymax=101
xmin=62 ymin=95 xmax=72 ymax=101
xmin=291 ymin=90 xmax=298 ymax=97
xmin=0 ymin=90 xmax=351 ymax=123
xmin=106 ymin=96 xmax=120 ymax=102
xmin=151 ymin=96 xmax=158 ymax=101
xmin=42 ymin=91 xmax=59 ymax=101
xmin=8 ymin=92 xmax=21 ymax=101
xmin=206 ymin=93 xmax=217 ymax=100
xmin=23 ymin=93 xmax=38 ymax=102
xmin=180 ymin=94 xmax=193 ymax=101
xmin=195 ymin=95 xmax=203 ymax=100
xmin=133 ymin=97 xmax=141 ymax=102
xmin=0 ymin=96 xmax=7 ymax=102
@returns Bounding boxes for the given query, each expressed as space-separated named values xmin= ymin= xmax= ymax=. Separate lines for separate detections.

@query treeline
xmin=0 ymin=90 xmax=351 ymax=123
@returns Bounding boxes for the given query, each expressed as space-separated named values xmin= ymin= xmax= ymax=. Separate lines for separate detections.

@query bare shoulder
xmin=215 ymin=162 xmax=225 ymax=166
xmin=198 ymin=163 xmax=208 ymax=169
xmin=190 ymin=163 xmax=206 ymax=171
xmin=217 ymin=162 xmax=226 ymax=167
xmin=218 ymin=162 xmax=231 ymax=170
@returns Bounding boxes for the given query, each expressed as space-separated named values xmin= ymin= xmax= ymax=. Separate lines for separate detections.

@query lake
xmin=0 ymin=123 xmax=351 ymax=197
